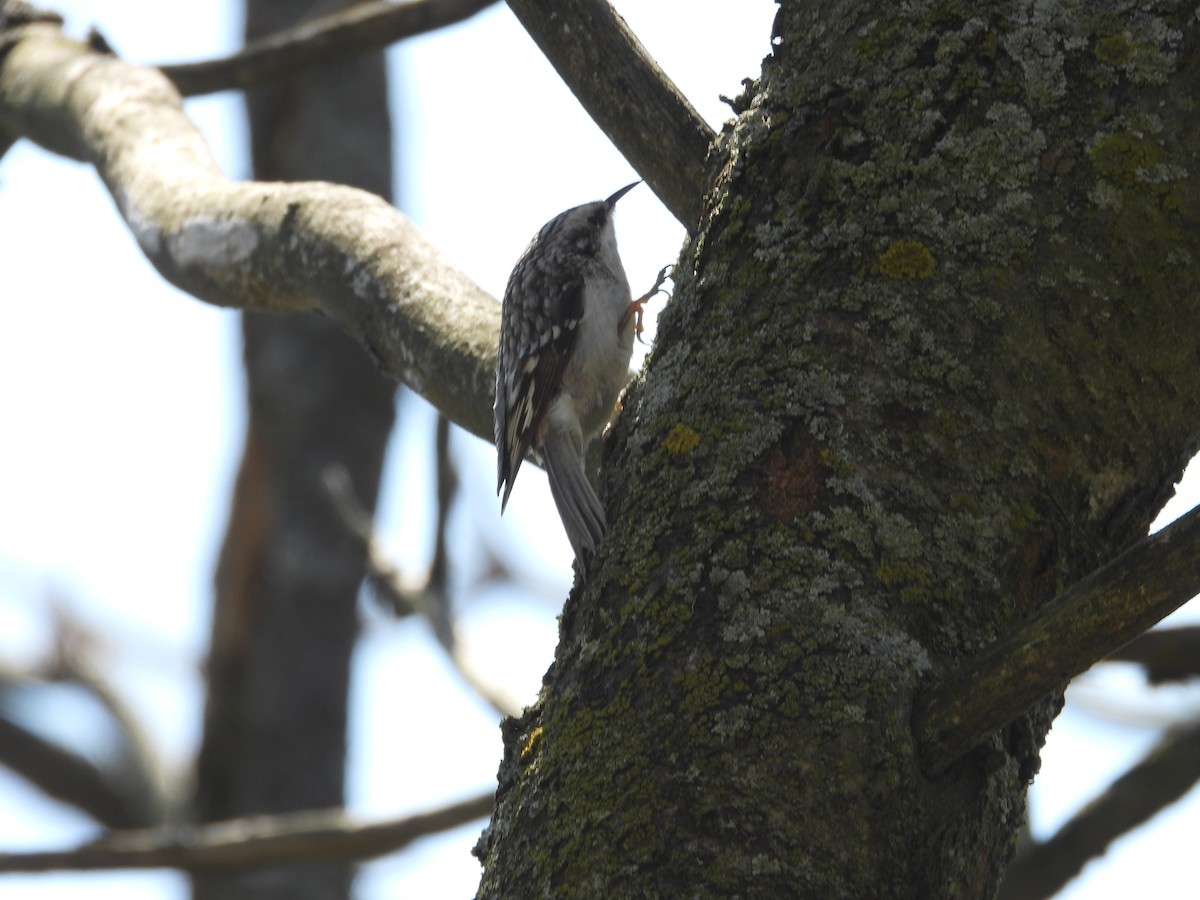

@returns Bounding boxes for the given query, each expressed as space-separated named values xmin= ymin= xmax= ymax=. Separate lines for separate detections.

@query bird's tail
xmin=541 ymin=429 xmax=607 ymax=573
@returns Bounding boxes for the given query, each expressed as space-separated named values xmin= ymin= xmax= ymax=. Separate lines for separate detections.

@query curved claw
xmin=620 ymin=264 xmax=673 ymax=343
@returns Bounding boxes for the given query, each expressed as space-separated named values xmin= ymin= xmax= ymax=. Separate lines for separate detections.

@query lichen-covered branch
xmin=505 ymin=0 xmax=714 ymax=229
xmin=0 ymin=22 xmax=498 ymax=442
xmin=0 ymin=793 xmax=494 ymax=873
xmin=161 ymin=0 xmax=500 ymax=97
xmin=914 ymin=504 xmax=1200 ymax=775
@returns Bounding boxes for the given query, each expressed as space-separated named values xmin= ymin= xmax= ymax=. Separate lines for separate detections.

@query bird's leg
xmin=620 ymin=264 xmax=673 ymax=343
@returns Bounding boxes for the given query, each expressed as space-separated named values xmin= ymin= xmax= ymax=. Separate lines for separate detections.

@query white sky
xmin=0 ymin=2 xmax=1197 ymax=898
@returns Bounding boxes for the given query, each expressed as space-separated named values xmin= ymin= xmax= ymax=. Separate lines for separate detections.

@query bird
xmin=494 ymin=182 xmax=642 ymax=573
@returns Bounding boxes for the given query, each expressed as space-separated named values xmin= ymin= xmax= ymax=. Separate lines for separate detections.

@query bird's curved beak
xmin=605 ymin=181 xmax=640 ymax=208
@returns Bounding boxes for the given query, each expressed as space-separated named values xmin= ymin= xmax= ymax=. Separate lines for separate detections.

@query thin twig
xmin=913 ymin=504 xmax=1200 ymax=775
xmin=0 ymin=792 xmax=494 ymax=873
xmin=505 ymin=0 xmax=714 ymax=230
xmin=44 ymin=602 xmax=168 ymax=821
xmin=160 ymin=0 xmax=500 ymax=96
xmin=0 ymin=599 xmax=169 ymax=827
xmin=322 ymin=466 xmax=524 ymax=718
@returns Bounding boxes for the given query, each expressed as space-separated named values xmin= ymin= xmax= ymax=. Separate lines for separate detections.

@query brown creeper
xmin=495 ymin=182 xmax=640 ymax=571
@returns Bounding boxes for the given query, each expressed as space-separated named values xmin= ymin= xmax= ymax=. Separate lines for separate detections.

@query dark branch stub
xmin=914 ymin=504 xmax=1200 ymax=775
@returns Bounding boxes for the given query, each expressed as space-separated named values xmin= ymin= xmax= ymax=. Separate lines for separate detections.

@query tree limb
xmin=505 ymin=0 xmax=714 ymax=230
xmin=0 ymin=600 xmax=167 ymax=829
xmin=43 ymin=602 xmax=168 ymax=822
xmin=913 ymin=504 xmax=1200 ymax=775
xmin=160 ymin=0 xmax=501 ymax=97
xmin=1105 ymin=626 xmax=1200 ymax=684
xmin=0 ymin=713 xmax=153 ymax=829
xmin=996 ymin=718 xmax=1200 ymax=900
xmin=0 ymin=792 xmax=494 ymax=873
xmin=0 ymin=22 xmax=498 ymax=443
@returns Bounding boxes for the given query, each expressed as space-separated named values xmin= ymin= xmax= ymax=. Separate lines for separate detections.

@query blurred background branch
xmin=161 ymin=0 xmax=500 ymax=96
xmin=1106 ymin=627 xmax=1200 ymax=684
xmin=0 ymin=792 xmax=494 ymax=873
xmin=998 ymin=718 xmax=1200 ymax=900
xmin=0 ymin=601 xmax=167 ymax=829
xmin=323 ymin=459 xmax=525 ymax=719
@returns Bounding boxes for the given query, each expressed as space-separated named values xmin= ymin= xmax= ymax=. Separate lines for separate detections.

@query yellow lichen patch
xmin=875 ymin=561 xmax=933 ymax=603
xmin=663 ymin=424 xmax=701 ymax=455
xmin=875 ymin=560 xmax=930 ymax=586
xmin=1090 ymin=133 xmax=1161 ymax=187
xmin=520 ymin=725 xmax=545 ymax=763
xmin=1094 ymin=34 xmax=1133 ymax=66
xmin=819 ymin=448 xmax=858 ymax=478
xmin=877 ymin=239 xmax=936 ymax=280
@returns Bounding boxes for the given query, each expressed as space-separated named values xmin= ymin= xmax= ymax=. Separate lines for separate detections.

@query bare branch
xmin=0 ymin=23 xmax=498 ymax=442
xmin=997 ymin=718 xmax=1200 ymax=900
xmin=1105 ymin=626 xmax=1200 ymax=684
xmin=322 ymin=466 xmax=525 ymax=718
xmin=505 ymin=0 xmax=714 ymax=230
xmin=322 ymin=465 xmax=426 ymax=620
xmin=914 ymin=504 xmax=1200 ymax=774
xmin=430 ymin=414 xmax=456 ymax=601
xmin=0 ymin=793 xmax=494 ymax=873
xmin=0 ymin=600 xmax=169 ymax=827
xmin=42 ymin=603 xmax=168 ymax=821
xmin=0 ymin=714 xmax=153 ymax=829
xmin=161 ymin=0 xmax=500 ymax=97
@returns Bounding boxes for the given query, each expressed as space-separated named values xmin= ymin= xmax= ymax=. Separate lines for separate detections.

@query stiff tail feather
xmin=541 ymin=429 xmax=607 ymax=572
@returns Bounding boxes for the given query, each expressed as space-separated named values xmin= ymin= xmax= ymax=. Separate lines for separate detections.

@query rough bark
xmin=191 ymin=2 xmax=397 ymax=899
xmin=476 ymin=2 xmax=1200 ymax=897
xmin=5 ymin=0 xmax=1200 ymax=895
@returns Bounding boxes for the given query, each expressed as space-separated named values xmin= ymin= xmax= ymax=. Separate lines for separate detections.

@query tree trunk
xmin=476 ymin=3 xmax=1200 ymax=896
xmin=191 ymin=2 xmax=397 ymax=898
